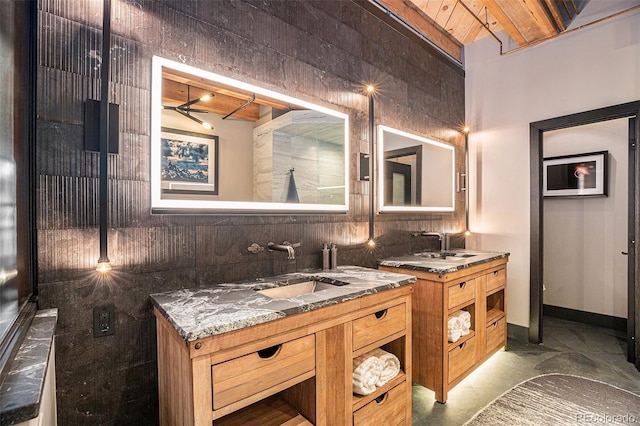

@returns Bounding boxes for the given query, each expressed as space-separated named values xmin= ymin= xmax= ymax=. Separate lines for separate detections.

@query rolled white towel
xmin=370 ymin=348 xmax=401 ymax=387
xmin=451 ymin=310 xmax=471 ymax=328
xmin=450 ymin=310 xmax=471 ymax=336
xmin=352 ymin=353 xmax=382 ymax=395
xmin=448 ymin=316 xmax=463 ymax=342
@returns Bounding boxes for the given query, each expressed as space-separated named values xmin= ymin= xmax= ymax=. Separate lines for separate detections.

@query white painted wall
xmin=465 ymin=6 xmax=640 ymax=327
xmin=543 ymin=119 xmax=628 ymax=318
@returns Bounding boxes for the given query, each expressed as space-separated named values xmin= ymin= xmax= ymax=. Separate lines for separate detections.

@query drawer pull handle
xmin=492 ymin=321 xmax=498 ymax=327
xmin=493 ymin=271 xmax=498 ymax=276
xmin=458 ymin=342 xmax=466 ymax=350
xmin=257 ymin=344 xmax=282 ymax=359
xmin=374 ymin=309 xmax=387 ymax=319
xmin=459 ymin=282 xmax=466 ymax=289
xmin=374 ymin=392 xmax=388 ymax=404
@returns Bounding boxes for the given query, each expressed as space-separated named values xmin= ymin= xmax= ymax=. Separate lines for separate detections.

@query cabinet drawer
xmin=486 ymin=268 xmax=506 ymax=293
xmin=448 ymin=336 xmax=477 ymax=383
xmin=486 ymin=316 xmax=506 ymax=354
xmin=448 ymin=279 xmax=476 ymax=309
xmin=353 ymin=382 xmax=406 ymax=426
xmin=353 ymin=303 xmax=406 ymax=351
xmin=212 ymin=335 xmax=315 ymax=410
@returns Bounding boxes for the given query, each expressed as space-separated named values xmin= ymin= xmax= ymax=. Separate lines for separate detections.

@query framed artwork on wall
xmin=543 ymin=151 xmax=608 ymax=198
xmin=160 ymin=127 xmax=219 ymax=195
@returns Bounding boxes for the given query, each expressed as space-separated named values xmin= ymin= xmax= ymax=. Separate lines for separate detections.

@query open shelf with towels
xmin=350 ymin=301 xmax=412 ymax=426
xmin=447 ymin=305 xmax=475 ymax=346
xmin=352 ymin=335 xmax=409 ymax=408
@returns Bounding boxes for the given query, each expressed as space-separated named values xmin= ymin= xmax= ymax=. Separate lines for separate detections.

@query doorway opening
xmin=529 ymin=101 xmax=640 ymax=368
xmin=384 ymin=145 xmax=422 ymax=206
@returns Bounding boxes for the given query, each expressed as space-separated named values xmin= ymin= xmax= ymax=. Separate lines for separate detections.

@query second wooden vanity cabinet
xmin=154 ymin=284 xmax=413 ymax=425
xmin=380 ymin=256 xmax=507 ymax=403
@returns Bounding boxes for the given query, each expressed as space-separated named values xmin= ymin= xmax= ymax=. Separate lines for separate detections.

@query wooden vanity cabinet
xmin=380 ymin=257 xmax=507 ymax=403
xmin=154 ymin=285 xmax=413 ymax=426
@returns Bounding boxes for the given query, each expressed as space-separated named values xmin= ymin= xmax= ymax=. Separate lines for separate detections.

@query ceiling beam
xmin=493 ymin=0 xmax=556 ymax=43
xmin=542 ymin=0 xmax=567 ymax=32
xmin=482 ymin=0 xmax=528 ymax=45
xmin=521 ymin=0 xmax=558 ymax=37
xmin=375 ymin=0 xmax=463 ymax=62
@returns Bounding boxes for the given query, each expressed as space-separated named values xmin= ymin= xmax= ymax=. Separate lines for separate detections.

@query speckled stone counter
xmin=379 ymin=249 xmax=510 ymax=274
xmin=0 ymin=308 xmax=57 ymax=426
xmin=150 ymin=265 xmax=416 ymax=342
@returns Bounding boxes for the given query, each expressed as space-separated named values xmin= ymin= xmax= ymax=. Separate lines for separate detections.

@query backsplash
xmin=35 ymin=0 xmax=464 ymax=424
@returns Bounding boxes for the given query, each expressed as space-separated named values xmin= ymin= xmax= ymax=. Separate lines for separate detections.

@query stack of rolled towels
xmin=448 ymin=309 xmax=471 ymax=343
xmin=352 ymin=348 xmax=401 ymax=396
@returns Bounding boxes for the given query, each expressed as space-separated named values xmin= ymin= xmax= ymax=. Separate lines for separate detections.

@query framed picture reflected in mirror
xmin=160 ymin=127 xmax=219 ymax=195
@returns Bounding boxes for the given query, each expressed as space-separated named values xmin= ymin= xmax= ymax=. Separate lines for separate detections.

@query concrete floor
xmin=412 ymin=316 xmax=640 ymax=425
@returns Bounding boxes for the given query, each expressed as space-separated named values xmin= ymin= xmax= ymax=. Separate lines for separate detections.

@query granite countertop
xmin=0 ymin=308 xmax=57 ymax=426
xmin=379 ymin=249 xmax=510 ymax=274
xmin=150 ymin=265 xmax=416 ymax=342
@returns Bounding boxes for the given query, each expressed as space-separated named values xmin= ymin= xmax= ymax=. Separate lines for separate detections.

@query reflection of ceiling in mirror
xmin=162 ymin=69 xmax=305 ymax=123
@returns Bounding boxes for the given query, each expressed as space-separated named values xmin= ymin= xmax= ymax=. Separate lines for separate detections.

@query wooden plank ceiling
xmin=162 ymin=69 xmax=301 ymax=122
xmin=376 ymin=0 xmax=582 ymax=60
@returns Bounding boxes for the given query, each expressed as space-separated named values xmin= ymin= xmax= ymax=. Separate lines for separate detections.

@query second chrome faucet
xmin=267 ymin=241 xmax=300 ymax=260
xmin=412 ymin=231 xmax=448 ymax=251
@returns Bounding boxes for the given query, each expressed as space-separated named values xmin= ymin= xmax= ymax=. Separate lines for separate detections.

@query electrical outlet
xmin=93 ymin=304 xmax=115 ymax=337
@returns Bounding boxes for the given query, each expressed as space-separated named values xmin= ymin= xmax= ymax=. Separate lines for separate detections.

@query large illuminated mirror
xmin=377 ymin=125 xmax=455 ymax=212
xmin=151 ymin=56 xmax=349 ymax=214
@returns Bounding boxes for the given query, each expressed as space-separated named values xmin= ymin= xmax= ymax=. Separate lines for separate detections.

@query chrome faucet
xmin=412 ymin=231 xmax=446 ymax=251
xmin=267 ymin=241 xmax=300 ymax=260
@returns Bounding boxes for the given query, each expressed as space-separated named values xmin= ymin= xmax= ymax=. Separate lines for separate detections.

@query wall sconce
xmin=456 ymin=172 xmax=467 ymax=192
xmin=359 ymin=153 xmax=370 ymax=181
xmin=84 ymin=100 xmax=119 ymax=153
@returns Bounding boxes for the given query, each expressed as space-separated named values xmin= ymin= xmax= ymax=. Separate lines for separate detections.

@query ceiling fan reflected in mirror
xmin=163 ymin=85 xmax=216 ymax=130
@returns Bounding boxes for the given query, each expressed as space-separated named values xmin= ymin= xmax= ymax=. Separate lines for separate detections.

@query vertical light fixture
xmin=96 ymin=0 xmax=112 ymax=273
xmin=463 ymin=126 xmax=471 ymax=235
xmin=366 ymin=84 xmax=377 ymax=249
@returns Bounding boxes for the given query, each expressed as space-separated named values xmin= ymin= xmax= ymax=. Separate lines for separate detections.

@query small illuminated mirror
xmin=377 ymin=125 xmax=455 ymax=212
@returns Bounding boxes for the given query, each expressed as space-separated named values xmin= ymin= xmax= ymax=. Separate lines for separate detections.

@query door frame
xmin=529 ymin=101 xmax=640 ymax=367
xmin=384 ymin=145 xmax=422 ymax=205
xmin=385 ymin=161 xmax=412 ymax=205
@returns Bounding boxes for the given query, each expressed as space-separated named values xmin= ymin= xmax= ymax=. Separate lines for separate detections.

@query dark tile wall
xmin=35 ymin=0 xmax=465 ymax=424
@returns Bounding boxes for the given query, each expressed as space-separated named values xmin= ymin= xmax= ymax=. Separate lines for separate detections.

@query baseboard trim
xmin=543 ymin=304 xmax=627 ymax=332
